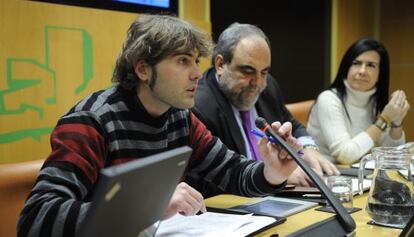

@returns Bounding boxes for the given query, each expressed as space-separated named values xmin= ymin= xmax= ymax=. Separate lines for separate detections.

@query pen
xmin=250 ymin=129 xmax=277 ymax=143
xmin=250 ymin=129 xmax=304 ymax=155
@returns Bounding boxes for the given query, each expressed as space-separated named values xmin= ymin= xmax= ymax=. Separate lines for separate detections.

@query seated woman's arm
xmin=309 ymin=91 xmax=377 ymax=164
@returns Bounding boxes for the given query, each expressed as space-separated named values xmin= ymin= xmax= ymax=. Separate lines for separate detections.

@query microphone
xmin=255 ymin=117 xmax=356 ymax=235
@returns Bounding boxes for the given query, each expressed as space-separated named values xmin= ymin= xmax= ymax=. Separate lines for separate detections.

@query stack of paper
xmin=155 ymin=212 xmax=276 ymax=237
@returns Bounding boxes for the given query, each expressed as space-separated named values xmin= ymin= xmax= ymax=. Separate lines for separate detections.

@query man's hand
xmin=302 ymin=148 xmax=340 ymax=176
xmin=163 ymin=182 xmax=206 ymax=219
xmin=259 ymin=121 xmax=300 ymax=185
xmin=287 ymin=167 xmax=314 ymax=187
xmin=287 ymin=149 xmax=339 ymax=187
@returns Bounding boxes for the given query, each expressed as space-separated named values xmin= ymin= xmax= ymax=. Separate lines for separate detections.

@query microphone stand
xmin=256 ymin=118 xmax=356 ymax=236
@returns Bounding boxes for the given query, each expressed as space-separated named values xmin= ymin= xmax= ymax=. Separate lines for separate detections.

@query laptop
xmin=77 ymin=146 xmax=192 ymax=237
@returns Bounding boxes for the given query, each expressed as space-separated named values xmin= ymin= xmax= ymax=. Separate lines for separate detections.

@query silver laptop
xmin=77 ymin=146 xmax=192 ymax=237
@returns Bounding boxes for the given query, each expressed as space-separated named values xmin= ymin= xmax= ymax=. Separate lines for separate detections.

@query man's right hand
xmin=260 ymin=121 xmax=300 ymax=186
xmin=163 ymin=182 xmax=206 ymax=219
xmin=301 ymin=148 xmax=340 ymax=176
xmin=287 ymin=167 xmax=314 ymax=187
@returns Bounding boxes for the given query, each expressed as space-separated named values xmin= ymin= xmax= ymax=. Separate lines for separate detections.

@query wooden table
xmin=205 ymin=193 xmax=402 ymax=236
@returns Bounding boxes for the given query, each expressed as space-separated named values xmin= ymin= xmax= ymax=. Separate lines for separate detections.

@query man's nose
xmin=250 ymin=74 xmax=266 ymax=88
xmin=191 ymin=65 xmax=202 ymax=81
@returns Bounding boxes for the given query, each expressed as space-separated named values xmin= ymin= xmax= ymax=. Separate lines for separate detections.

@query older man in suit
xmin=193 ymin=23 xmax=339 ymax=186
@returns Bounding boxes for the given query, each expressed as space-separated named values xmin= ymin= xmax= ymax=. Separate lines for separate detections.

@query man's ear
xmin=215 ymin=55 xmax=226 ymax=76
xmin=134 ymin=60 xmax=151 ymax=82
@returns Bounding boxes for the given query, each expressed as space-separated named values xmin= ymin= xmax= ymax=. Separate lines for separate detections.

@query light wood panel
xmin=334 ymin=0 xmax=376 ymax=77
xmin=0 ymin=0 xmax=212 ymax=163
xmin=0 ymin=1 xmax=137 ymax=163
xmin=179 ymin=0 xmax=212 ymax=71
xmin=380 ymin=0 xmax=414 ymax=141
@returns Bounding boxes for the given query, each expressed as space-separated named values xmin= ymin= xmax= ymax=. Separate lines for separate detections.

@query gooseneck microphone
xmin=255 ymin=117 xmax=356 ymax=235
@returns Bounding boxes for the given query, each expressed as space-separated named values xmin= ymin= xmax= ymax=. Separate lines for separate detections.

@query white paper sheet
xmin=351 ymin=160 xmax=375 ymax=169
xmin=352 ymin=162 xmax=414 ymax=177
xmin=155 ymin=212 xmax=276 ymax=237
xmin=352 ymin=178 xmax=372 ymax=195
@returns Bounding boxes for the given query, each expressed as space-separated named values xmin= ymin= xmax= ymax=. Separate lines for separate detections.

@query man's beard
xmin=218 ymin=78 xmax=261 ymax=111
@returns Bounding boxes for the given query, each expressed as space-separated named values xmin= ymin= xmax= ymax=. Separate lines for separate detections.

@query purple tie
xmin=239 ymin=111 xmax=261 ymax=161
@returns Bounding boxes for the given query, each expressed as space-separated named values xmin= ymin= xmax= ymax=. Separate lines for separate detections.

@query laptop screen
xmin=77 ymin=146 xmax=192 ymax=237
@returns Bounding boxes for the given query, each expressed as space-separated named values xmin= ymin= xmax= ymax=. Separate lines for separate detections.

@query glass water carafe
xmin=358 ymin=147 xmax=414 ymax=228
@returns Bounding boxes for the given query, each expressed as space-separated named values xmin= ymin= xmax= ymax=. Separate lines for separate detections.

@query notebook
xmin=77 ymin=146 xmax=192 ymax=237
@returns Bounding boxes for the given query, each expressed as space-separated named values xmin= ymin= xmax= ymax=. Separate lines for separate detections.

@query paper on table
xmin=323 ymin=177 xmax=371 ymax=195
xmin=398 ymin=168 xmax=414 ymax=178
xmin=351 ymin=154 xmax=414 ymax=170
xmin=155 ymin=212 xmax=276 ymax=237
xmin=352 ymin=178 xmax=371 ymax=195
xmin=352 ymin=162 xmax=414 ymax=177
xmin=351 ymin=160 xmax=375 ymax=169
xmin=232 ymin=215 xmax=277 ymax=236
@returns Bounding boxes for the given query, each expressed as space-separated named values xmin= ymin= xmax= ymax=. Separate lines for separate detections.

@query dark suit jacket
xmin=192 ymin=67 xmax=308 ymax=157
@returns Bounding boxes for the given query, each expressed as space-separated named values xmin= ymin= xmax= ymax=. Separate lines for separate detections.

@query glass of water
xmin=327 ymin=176 xmax=353 ymax=210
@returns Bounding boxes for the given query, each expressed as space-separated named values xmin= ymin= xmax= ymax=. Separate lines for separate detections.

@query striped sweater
xmin=17 ymin=85 xmax=284 ymax=237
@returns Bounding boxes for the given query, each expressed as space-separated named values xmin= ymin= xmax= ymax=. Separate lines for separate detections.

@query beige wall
xmin=332 ymin=0 xmax=414 ymax=141
xmin=0 ymin=0 xmax=211 ymax=163
xmin=380 ymin=0 xmax=414 ymax=142
xmin=4 ymin=0 xmax=411 ymax=163
xmin=179 ymin=0 xmax=212 ymax=71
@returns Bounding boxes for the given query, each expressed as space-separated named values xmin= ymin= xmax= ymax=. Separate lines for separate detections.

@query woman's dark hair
xmin=329 ymin=38 xmax=390 ymax=120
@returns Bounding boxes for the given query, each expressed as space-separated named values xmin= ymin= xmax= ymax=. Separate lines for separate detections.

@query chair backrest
xmin=0 ymin=159 xmax=44 ymax=237
xmin=286 ymin=99 xmax=315 ymax=126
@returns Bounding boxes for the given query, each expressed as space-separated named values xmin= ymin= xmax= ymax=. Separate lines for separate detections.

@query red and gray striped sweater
xmin=17 ymin=85 xmax=284 ymax=237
